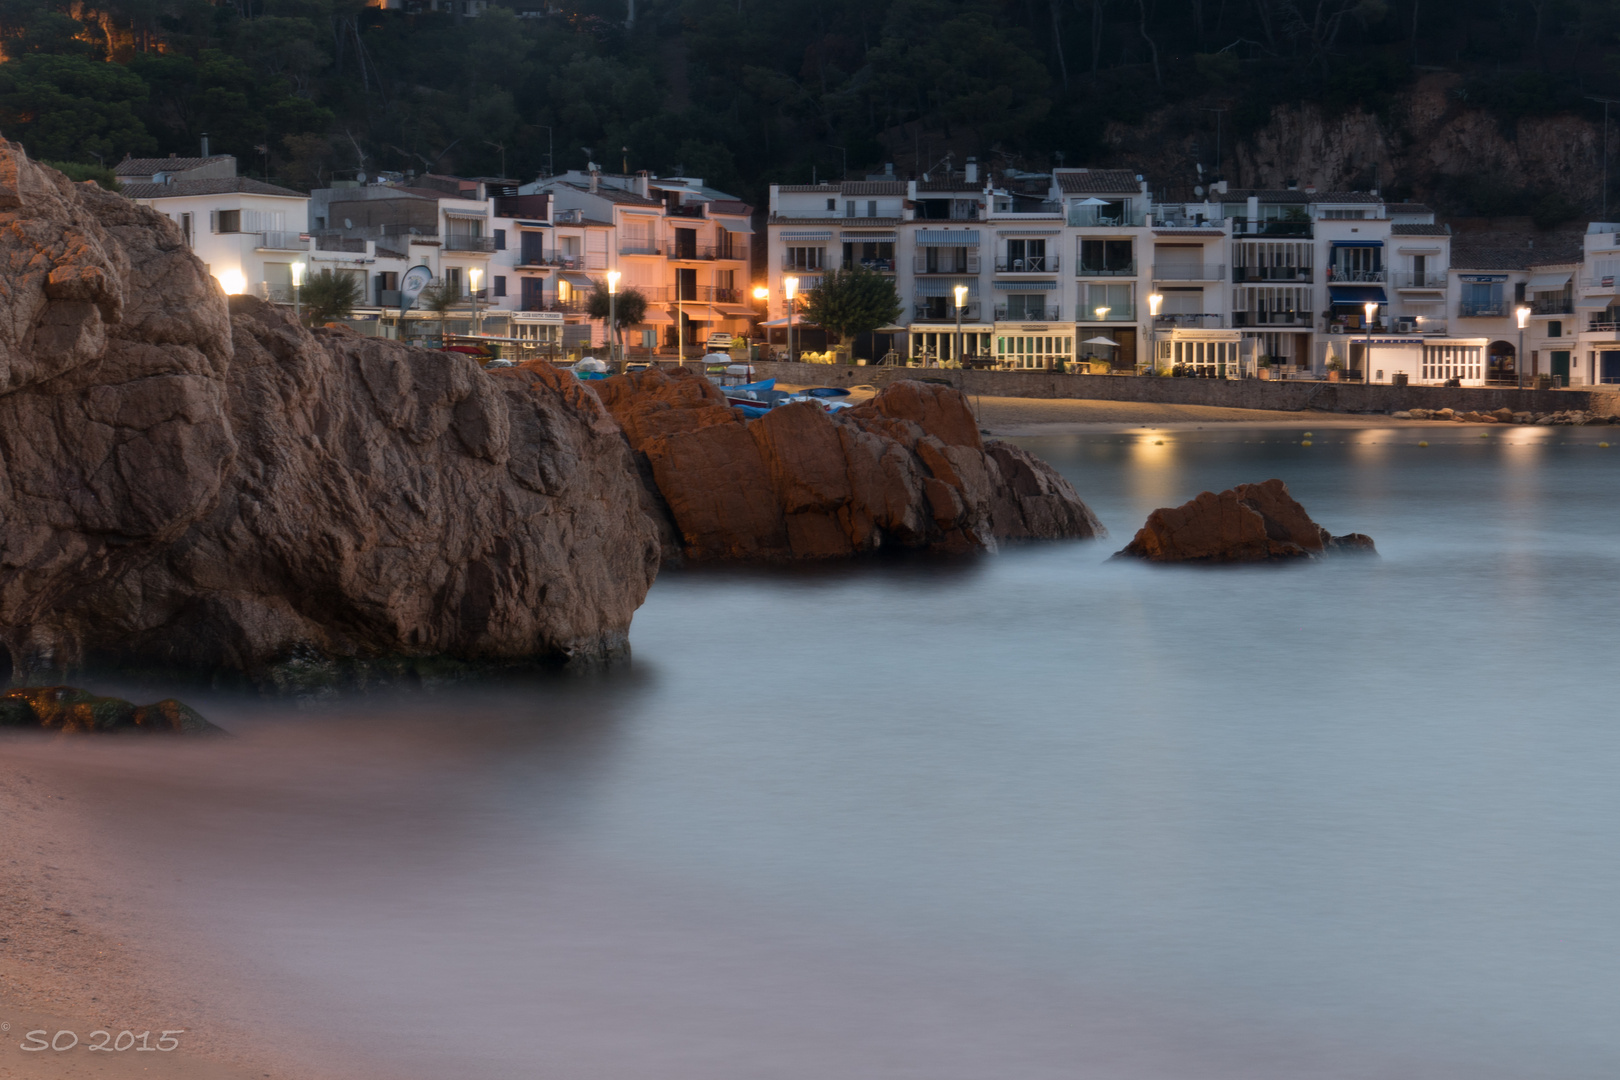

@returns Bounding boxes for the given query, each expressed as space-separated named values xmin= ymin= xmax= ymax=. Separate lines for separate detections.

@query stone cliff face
xmin=591 ymin=367 xmax=1104 ymax=561
xmin=0 ymin=144 xmax=658 ymax=684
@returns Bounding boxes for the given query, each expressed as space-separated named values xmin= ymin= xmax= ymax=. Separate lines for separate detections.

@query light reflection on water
xmin=9 ymin=425 xmax=1620 ymax=1079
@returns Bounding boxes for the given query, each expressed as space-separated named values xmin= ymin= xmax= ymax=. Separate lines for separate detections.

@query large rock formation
xmin=0 ymin=144 xmax=658 ymax=684
xmin=1115 ymin=479 xmax=1375 ymax=563
xmin=590 ymin=367 xmax=1103 ymax=561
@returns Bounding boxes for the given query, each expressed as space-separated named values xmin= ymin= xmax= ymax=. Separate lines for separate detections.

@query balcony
xmin=912 ymin=302 xmax=982 ymax=322
xmin=1076 ymin=260 xmax=1137 ymax=278
xmin=1233 ymin=311 xmax=1312 ymax=328
xmin=1151 ymin=210 xmax=1218 ymax=229
xmin=522 ymin=299 xmax=591 ymax=315
xmin=255 ymin=230 xmax=306 ymax=251
xmin=994 ymin=305 xmax=1061 ymax=321
xmin=1327 ymin=267 xmax=1385 ymax=283
xmin=667 ymin=243 xmax=749 ymax=262
xmin=995 ymin=255 xmax=1059 ymax=273
xmin=641 ymin=286 xmax=747 ymax=304
xmin=1154 ymin=313 xmax=1226 ymax=329
xmin=1390 ymin=271 xmax=1447 ymax=290
xmin=913 ymin=254 xmax=980 ymax=274
xmin=668 ymin=203 xmax=705 ymax=218
xmin=781 ymin=256 xmax=825 ymax=271
xmin=1153 ymin=263 xmax=1225 ymax=282
xmin=1067 ymin=207 xmax=1145 ymax=228
xmin=1081 ymin=305 xmax=1137 ymax=322
xmin=849 ymin=257 xmax=895 ymax=272
xmin=623 ymin=240 xmax=665 ymax=256
xmin=493 ymin=194 xmax=550 ymax=220
xmin=444 ymin=235 xmax=496 ymax=253
xmin=1530 ymin=297 xmax=1574 ymax=315
xmin=1233 ymin=266 xmax=1313 ymax=283
xmin=316 ymin=236 xmax=367 ymax=253
xmin=1459 ymin=300 xmax=1507 ymax=318
xmin=1581 ymin=275 xmax=1620 ymax=290
xmin=1230 ymin=218 xmax=1313 ymax=238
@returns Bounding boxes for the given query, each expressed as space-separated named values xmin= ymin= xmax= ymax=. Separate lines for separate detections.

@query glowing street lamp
xmin=785 ymin=276 xmax=799 ymax=362
xmin=217 ymin=269 xmax=246 ymax=297
xmin=1516 ymin=304 xmax=1532 ymax=389
xmin=953 ymin=283 xmax=969 ymax=367
xmin=1364 ymin=300 xmax=1378 ymax=384
xmin=606 ymin=270 xmax=620 ymax=367
xmin=290 ymin=261 xmax=305 ymax=322
xmin=469 ymin=267 xmax=484 ymax=340
xmin=1147 ymin=293 xmax=1163 ymax=374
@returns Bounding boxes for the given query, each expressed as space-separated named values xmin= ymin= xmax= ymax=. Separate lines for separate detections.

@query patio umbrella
xmin=1082 ymin=336 xmax=1121 ymax=347
xmin=1074 ymin=197 xmax=1111 ymax=206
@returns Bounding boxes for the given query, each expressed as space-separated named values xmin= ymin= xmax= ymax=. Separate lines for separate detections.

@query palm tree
xmin=299 ymin=269 xmax=363 ymax=327
xmin=586 ymin=282 xmax=648 ymax=359
xmin=416 ymin=279 xmax=462 ymax=345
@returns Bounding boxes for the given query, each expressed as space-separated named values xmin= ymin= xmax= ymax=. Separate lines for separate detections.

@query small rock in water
xmin=1113 ymin=478 xmax=1375 ymax=564
xmin=0 ymin=687 xmax=223 ymax=735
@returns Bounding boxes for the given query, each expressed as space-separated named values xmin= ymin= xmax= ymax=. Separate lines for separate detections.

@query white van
xmin=706 ymin=332 xmax=735 ymax=350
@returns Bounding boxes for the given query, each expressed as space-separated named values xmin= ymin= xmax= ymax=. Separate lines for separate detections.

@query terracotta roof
xmin=1450 ymin=237 xmax=1530 ymax=271
xmin=558 ymin=182 xmax=663 ymax=207
xmin=769 ymin=216 xmax=900 ymax=227
xmin=1208 ymin=189 xmax=1311 ymax=204
xmin=915 ymin=179 xmax=981 ymax=193
xmin=1153 ymin=228 xmax=1226 ymax=236
xmin=1525 ymin=234 xmax=1585 ymax=266
xmin=114 ymin=155 xmax=232 ymax=176
xmin=705 ymin=199 xmax=754 ymax=216
xmin=1391 ymin=223 xmax=1450 ymax=236
xmin=841 ymin=181 xmax=904 ymax=195
xmin=121 ymin=177 xmax=306 ymax=199
xmin=775 ymin=184 xmax=839 ymax=193
xmin=1055 ymin=169 xmax=1140 ymax=194
xmin=1388 ymin=203 xmax=1434 ymax=213
xmin=1308 ymin=191 xmax=1383 ymax=203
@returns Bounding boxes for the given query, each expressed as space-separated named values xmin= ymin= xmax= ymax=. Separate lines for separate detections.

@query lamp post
xmin=1364 ymin=300 xmax=1377 ymax=384
xmin=1147 ymin=293 xmax=1163 ymax=375
xmin=468 ymin=267 xmax=484 ymax=341
xmin=753 ymin=286 xmax=768 ymax=361
xmin=953 ymin=283 xmax=968 ymax=368
xmin=291 ymin=260 xmax=305 ymax=323
xmin=1516 ymin=304 xmax=1531 ymax=389
xmin=1094 ymin=307 xmax=1110 ymax=372
xmin=785 ymin=276 xmax=799 ymax=362
xmin=606 ymin=270 xmax=620 ymax=368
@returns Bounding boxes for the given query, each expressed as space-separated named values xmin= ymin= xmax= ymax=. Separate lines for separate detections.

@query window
xmin=1084 ymin=282 xmax=1134 ymax=319
xmin=842 ymin=241 xmax=894 ymax=271
xmin=786 ymin=246 xmax=825 ymax=270
xmin=1321 ymin=209 xmax=1367 ymax=219
xmin=1079 ymin=238 xmax=1132 ymax=274
xmin=444 ymin=266 xmax=462 ymax=293
xmin=846 ymin=201 xmax=855 ymax=218
xmin=867 ymin=200 xmax=877 ymax=217
xmin=213 ymin=209 xmax=241 ymax=234
xmin=1005 ymin=239 xmax=1047 ymax=271
xmin=1004 ymin=294 xmax=1049 ymax=319
xmin=178 ymin=212 xmax=193 ymax=247
xmin=494 ymin=276 xmax=507 ymax=297
xmin=826 ymin=198 xmax=836 ymax=211
xmin=494 ymin=228 xmax=506 ymax=250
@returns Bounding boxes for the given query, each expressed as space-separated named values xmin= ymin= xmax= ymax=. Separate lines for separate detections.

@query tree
xmin=803 ymin=266 xmax=903 ymax=347
xmin=586 ymin=281 xmax=648 ymax=355
xmin=43 ymin=161 xmax=121 ymax=190
xmin=0 ymin=55 xmax=154 ymax=163
xmin=415 ymin=279 xmax=463 ymax=343
xmin=299 ymin=269 xmax=362 ymax=326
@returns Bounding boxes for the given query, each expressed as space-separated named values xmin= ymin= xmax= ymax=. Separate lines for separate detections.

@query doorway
xmin=1550 ymin=350 xmax=1570 ymax=384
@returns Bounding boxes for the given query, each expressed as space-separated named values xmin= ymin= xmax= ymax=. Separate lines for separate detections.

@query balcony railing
xmin=623 ymin=240 xmax=665 ymax=256
xmin=1230 ymin=218 xmax=1313 ymax=237
xmin=444 ymin=235 xmax=496 ymax=252
xmin=1589 ymin=319 xmax=1620 ymax=332
xmin=995 ymin=255 xmax=1059 ymax=273
xmin=913 ymin=303 xmax=982 ymax=322
xmin=1530 ymin=297 xmax=1574 ymax=315
xmin=256 ymin=230 xmax=306 ymax=251
xmin=1082 ymin=305 xmax=1137 ymax=322
xmin=1153 ymin=263 xmax=1225 ymax=281
xmin=1390 ymin=271 xmax=1447 ymax=289
xmin=1076 ymin=260 xmax=1137 ymax=277
xmin=913 ymin=254 xmax=981 ymax=274
xmin=781 ymin=256 xmax=825 ymax=271
xmin=1154 ymin=313 xmax=1226 ymax=328
xmin=1233 ymin=311 xmax=1312 ymax=327
xmin=1581 ymin=275 xmax=1620 ymax=290
xmin=1233 ymin=266 xmax=1313 ymax=283
xmin=641 ymin=286 xmax=747 ymax=304
xmin=316 ymin=236 xmax=367 ymax=253
xmin=1151 ymin=211 xmax=1218 ymax=229
xmin=521 ymin=299 xmax=591 ymax=314
xmin=668 ymin=203 xmax=705 ymax=218
xmin=1327 ymin=267 xmax=1385 ymax=283
xmin=1067 ymin=207 xmax=1145 ymax=227
xmin=994 ymin=305 xmax=1061 ymax=321
xmin=848 ymin=258 xmax=895 ymax=272
xmin=1459 ymin=300 xmax=1507 ymax=318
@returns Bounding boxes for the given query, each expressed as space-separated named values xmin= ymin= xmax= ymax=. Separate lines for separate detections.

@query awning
xmin=560 ymin=272 xmax=595 ymax=288
xmin=1577 ymin=295 xmax=1617 ymax=309
xmin=638 ymin=308 xmax=674 ymax=324
xmin=673 ymin=304 xmax=721 ymax=321
xmin=1527 ymin=271 xmax=1572 ymax=290
xmin=780 ymin=230 xmax=832 ymax=240
xmin=713 ymin=303 xmax=757 ymax=317
xmin=1329 ymin=285 xmax=1388 ymax=304
xmin=1330 ymin=240 xmax=1384 ymax=248
xmin=914 ymin=278 xmax=979 ymax=297
xmin=714 ymin=219 xmax=754 ymax=234
xmin=516 ymin=220 xmax=549 ymax=228
xmin=842 ymin=232 xmax=897 ymax=242
xmin=760 ymin=316 xmax=817 ymax=327
xmin=995 ymin=229 xmax=1060 ymax=236
xmin=992 ymin=280 xmax=1058 ymax=290
xmin=915 ymin=230 xmax=980 ymax=246
xmin=443 ymin=209 xmax=487 ymax=220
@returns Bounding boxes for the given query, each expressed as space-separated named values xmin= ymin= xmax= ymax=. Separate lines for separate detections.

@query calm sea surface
xmin=14 ymin=424 xmax=1620 ymax=1079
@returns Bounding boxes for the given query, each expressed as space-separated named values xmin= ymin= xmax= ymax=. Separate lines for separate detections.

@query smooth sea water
xmin=12 ymin=424 xmax=1620 ymax=1079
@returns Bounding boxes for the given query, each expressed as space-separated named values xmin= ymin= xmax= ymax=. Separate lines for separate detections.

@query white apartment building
xmin=119 ymin=154 xmax=310 ymax=301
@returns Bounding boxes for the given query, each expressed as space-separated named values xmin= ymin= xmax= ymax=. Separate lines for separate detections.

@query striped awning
xmin=914 ymin=278 xmax=979 ymax=297
xmin=560 ymin=272 xmax=595 ymax=288
xmin=916 ymin=229 xmax=980 ymax=246
xmin=842 ymin=232 xmax=897 ymax=242
xmin=992 ymin=280 xmax=1058 ymax=290
xmin=1577 ymin=295 xmax=1617 ymax=309
xmin=995 ymin=229 xmax=1060 ymax=236
xmin=1527 ymin=271 xmax=1572 ymax=290
xmin=780 ymin=230 xmax=832 ymax=240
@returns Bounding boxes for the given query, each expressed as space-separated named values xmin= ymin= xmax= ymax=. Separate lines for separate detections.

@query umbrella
xmin=442 ymin=344 xmax=489 ymax=355
xmin=574 ymin=357 xmax=607 ymax=373
xmin=1075 ymin=197 xmax=1111 ymax=206
xmin=1082 ymin=336 xmax=1121 ymax=347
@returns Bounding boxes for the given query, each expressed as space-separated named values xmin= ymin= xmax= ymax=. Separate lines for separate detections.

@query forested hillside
xmin=1 ymin=0 xmax=1617 ymax=217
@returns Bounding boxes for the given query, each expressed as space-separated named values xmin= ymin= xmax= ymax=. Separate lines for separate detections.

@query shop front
xmin=994 ymin=324 xmax=1074 ymax=370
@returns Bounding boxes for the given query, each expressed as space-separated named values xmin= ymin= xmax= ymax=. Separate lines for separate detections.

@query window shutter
xmin=209 ymin=210 xmax=219 ymax=233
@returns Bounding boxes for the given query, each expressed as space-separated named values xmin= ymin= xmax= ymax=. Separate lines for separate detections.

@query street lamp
xmin=468 ymin=267 xmax=484 ymax=341
xmin=1516 ymin=304 xmax=1532 ymax=389
xmin=953 ymin=283 xmax=968 ymax=368
xmin=1364 ymin=300 xmax=1377 ymax=384
xmin=785 ymin=276 xmax=799 ymax=362
xmin=753 ymin=286 xmax=768 ymax=359
xmin=290 ymin=260 xmax=305 ymax=323
xmin=1147 ymin=293 xmax=1163 ymax=375
xmin=606 ymin=270 xmax=620 ymax=367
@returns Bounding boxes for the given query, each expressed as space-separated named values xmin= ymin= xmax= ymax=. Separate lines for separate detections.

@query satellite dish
xmin=357 ymin=172 xmax=366 ymax=182
xmin=344 ymin=218 xmax=353 ymax=229
xmin=1193 ymin=186 xmax=1205 ymax=197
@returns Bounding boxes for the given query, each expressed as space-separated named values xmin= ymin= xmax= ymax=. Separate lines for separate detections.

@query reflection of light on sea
xmin=1124 ymin=430 xmax=1181 ymax=508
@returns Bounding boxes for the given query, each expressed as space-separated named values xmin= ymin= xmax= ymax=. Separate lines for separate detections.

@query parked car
xmin=706 ymin=332 xmax=735 ymax=350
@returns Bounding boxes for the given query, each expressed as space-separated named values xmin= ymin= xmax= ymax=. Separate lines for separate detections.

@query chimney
xmin=1215 ymin=179 xmax=1229 ymax=195
xmin=884 ymin=162 xmax=894 ymax=177
xmin=964 ymin=157 xmax=978 ymax=184
xmin=635 ymin=170 xmax=650 ymax=198
xmin=588 ymin=162 xmax=600 ymax=194
xmin=1285 ymin=178 xmax=1299 ymax=190
xmin=200 ymin=133 xmax=209 ymax=158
